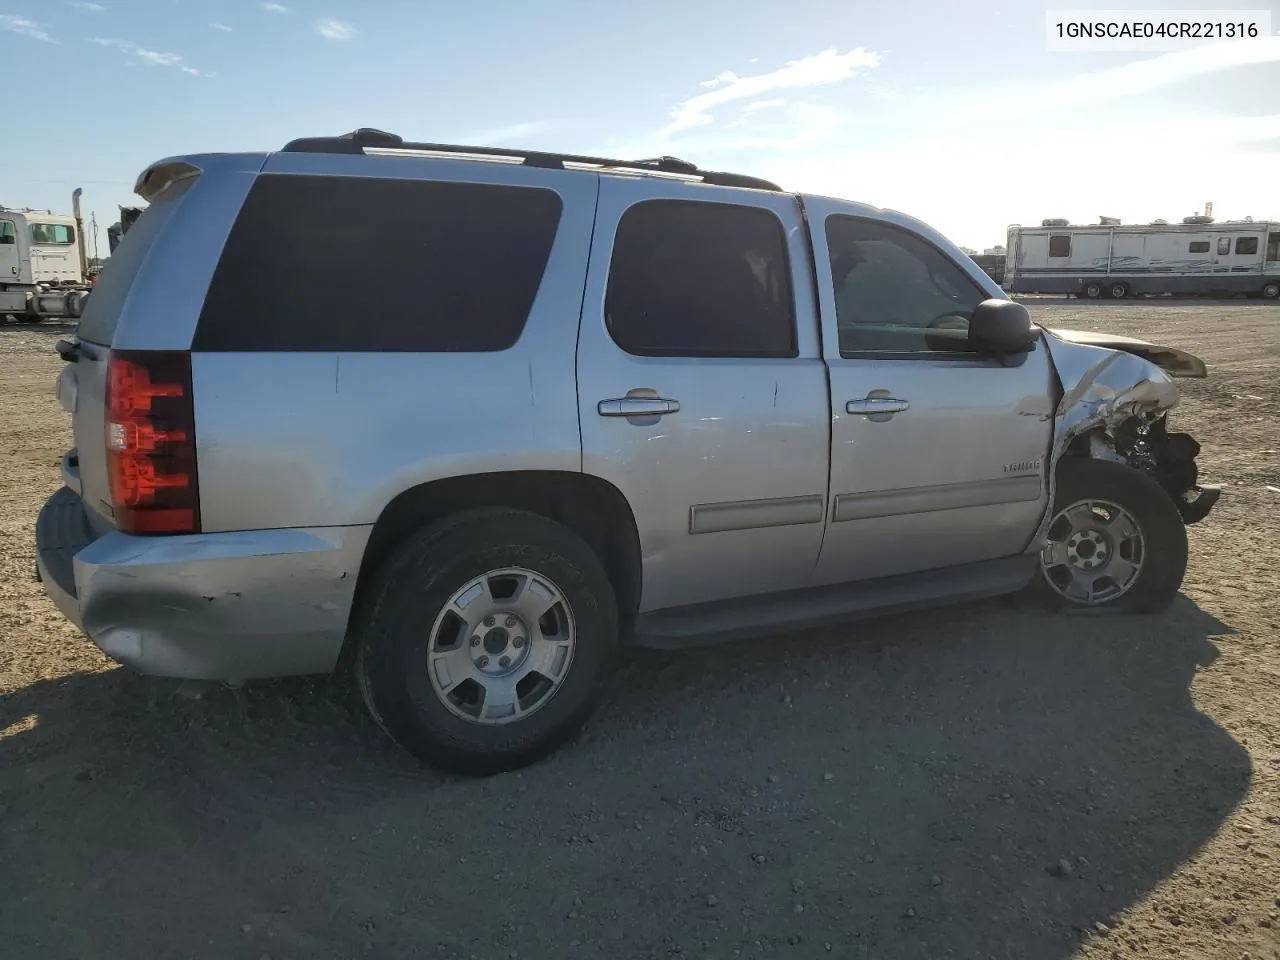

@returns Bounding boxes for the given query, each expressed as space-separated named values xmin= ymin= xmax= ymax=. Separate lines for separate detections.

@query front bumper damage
xmin=1036 ymin=330 xmax=1221 ymax=545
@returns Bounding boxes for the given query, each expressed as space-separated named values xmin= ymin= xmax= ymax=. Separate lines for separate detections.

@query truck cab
xmin=0 ymin=207 xmax=89 ymax=320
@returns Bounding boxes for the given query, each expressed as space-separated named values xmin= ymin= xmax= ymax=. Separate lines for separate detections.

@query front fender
xmin=1029 ymin=331 xmax=1191 ymax=550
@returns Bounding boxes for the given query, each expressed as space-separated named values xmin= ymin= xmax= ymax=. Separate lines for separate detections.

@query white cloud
xmin=742 ymin=98 xmax=786 ymax=113
xmin=0 ymin=14 xmax=59 ymax=43
xmin=462 ymin=119 xmax=562 ymax=144
xmin=314 ymin=18 xmax=356 ymax=41
xmin=89 ymin=37 xmax=204 ymax=75
xmin=1037 ymin=35 xmax=1280 ymax=107
xmin=262 ymin=2 xmax=288 ymax=12
xmin=658 ymin=47 xmax=881 ymax=139
xmin=71 ymin=2 xmax=105 ymax=11
xmin=210 ymin=23 xmax=232 ymax=32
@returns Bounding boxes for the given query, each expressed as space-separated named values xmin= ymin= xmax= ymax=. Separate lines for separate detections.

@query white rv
xmin=0 ymin=190 xmax=92 ymax=322
xmin=1004 ymin=217 xmax=1280 ymax=300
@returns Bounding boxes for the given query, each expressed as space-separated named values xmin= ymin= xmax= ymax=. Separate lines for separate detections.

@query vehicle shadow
xmin=0 ymin=596 xmax=1247 ymax=960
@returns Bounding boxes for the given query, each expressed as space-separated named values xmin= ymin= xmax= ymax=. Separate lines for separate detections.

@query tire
xmin=354 ymin=508 xmax=620 ymax=775
xmin=1263 ymin=282 xmax=1280 ymax=300
xmin=1108 ymin=281 xmax=1129 ymax=299
xmin=1083 ymin=281 xmax=1103 ymax=299
xmin=1027 ymin=458 xmax=1188 ymax=614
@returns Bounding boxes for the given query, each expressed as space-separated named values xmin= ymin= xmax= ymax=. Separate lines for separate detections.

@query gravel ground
xmin=1 ymin=304 xmax=1278 ymax=960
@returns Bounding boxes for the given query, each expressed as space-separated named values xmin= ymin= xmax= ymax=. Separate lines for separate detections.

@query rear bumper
xmin=35 ymin=486 xmax=373 ymax=682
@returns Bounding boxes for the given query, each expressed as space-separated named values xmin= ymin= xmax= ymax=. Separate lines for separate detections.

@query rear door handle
xmin=598 ymin=397 xmax=681 ymax=417
xmin=846 ymin=398 xmax=909 ymax=415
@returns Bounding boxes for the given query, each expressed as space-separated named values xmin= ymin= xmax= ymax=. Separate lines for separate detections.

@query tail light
xmin=105 ymin=350 xmax=200 ymax=535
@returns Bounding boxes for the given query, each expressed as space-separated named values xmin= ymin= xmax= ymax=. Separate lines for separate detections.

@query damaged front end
xmin=1036 ymin=331 xmax=1221 ymax=545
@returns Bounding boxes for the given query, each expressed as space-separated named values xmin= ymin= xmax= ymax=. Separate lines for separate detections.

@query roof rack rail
xmin=279 ymin=128 xmax=784 ymax=192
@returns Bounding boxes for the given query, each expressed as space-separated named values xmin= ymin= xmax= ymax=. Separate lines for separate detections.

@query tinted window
xmin=1189 ymin=241 xmax=1210 ymax=253
xmin=1048 ymin=234 xmax=1071 ymax=258
xmin=76 ymin=176 xmax=196 ymax=345
xmin=1217 ymin=236 xmax=1231 ymax=256
xmin=1236 ymin=236 xmax=1259 ymax=256
xmin=605 ymin=199 xmax=795 ymax=358
xmin=31 ymin=223 xmax=75 ymax=244
xmin=1268 ymin=236 xmax=1279 ymax=263
xmin=826 ymin=216 xmax=988 ymax=356
xmin=194 ymin=175 xmax=563 ymax=352
xmin=0 ymin=220 xmax=14 ymax=243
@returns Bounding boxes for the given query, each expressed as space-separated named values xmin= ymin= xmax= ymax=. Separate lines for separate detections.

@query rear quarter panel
xmin=193 ymin=154 xmax=598 ymax=532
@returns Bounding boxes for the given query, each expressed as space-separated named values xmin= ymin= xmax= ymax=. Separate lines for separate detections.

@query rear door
xmin=576 ymin=178 xmax=830 ymax=613
xmin=805 ymin=202 xmax=1055 ymax=586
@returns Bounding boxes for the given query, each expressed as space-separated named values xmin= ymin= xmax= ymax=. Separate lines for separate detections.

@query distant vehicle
xmin=968 ymin=253 xmax=1006 ymax=285
xmin=1005 ymin=216 xmax=1280 ymax=300
xmin=37 ymin=128 xmax=1220 ymax=775
xmin=107 ymin=205 xmax=144 ymax=254
xmin=0 ymin=189 xmax=93 ymax=322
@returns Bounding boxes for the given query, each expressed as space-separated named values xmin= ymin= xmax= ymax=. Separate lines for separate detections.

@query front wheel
xmin=1029 ymin=458 xmax=1188 ymax=613
xmin=1262 ymin=282 xmax=1280 ymax=300
xmin=354 ymin=508 xmax=620 ymax=775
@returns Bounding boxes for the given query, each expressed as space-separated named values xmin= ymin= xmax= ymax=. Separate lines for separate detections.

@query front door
xmin=576 ymin=177 xmax=831 ymax=613
xmin=1219 ymin=232 xmax=1263 ymax=279
xmin=0 ymin=219 xmax=20 ymax=283
xmin=804 ymin=201 xmax=1056 ymax=586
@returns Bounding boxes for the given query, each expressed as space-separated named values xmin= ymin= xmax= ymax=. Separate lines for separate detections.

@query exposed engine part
xmin=1084 ymin=416 xmax=1219 ymax=524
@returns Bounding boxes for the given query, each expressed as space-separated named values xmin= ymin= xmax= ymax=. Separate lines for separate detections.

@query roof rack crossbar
xmin=279 ymin=129 xmax=783 ymax=192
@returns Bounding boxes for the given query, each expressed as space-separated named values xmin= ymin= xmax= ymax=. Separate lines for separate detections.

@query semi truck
xmin=0 ymin=189 xmax=93 ymax=323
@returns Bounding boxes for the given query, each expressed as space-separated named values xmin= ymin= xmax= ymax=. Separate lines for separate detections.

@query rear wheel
xmin=1108 ymin=281 xmax=1129 ymax=299
xmin=1262 ymin=282 xmax=1280 ymax=300
xmin=354 ymin=508 xmax=620 ymax=775
xmin=1083 ymin=281 xmax=1103 ymax=299
xmin=1029 ymin=458 xmax=1187 ymax=613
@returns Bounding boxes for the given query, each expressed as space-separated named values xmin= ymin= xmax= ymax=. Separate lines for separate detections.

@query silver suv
xmin=36 ymin=128 xmax=1220 ymax=774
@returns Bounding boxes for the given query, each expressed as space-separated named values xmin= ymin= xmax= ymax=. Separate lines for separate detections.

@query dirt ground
xmin=1 ymin=303 xmax=1278 ymax=960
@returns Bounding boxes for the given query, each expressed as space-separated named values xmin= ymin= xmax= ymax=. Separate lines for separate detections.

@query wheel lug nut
xmin=505 ymin=616 xmax=516 ymax=628
xmin=477 ymin=656 xmax=489 ymax=668
xmin=499 ymin=656 xmax=511 ymax=668
xmin=470 ymin=636 xmax=480 ymax=647
xmin=513 ymin=637 xmax=525 ymax=649
xmin=484 ymin=616 xmax=495 ymax=627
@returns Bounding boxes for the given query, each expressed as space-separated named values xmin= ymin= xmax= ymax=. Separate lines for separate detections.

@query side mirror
xmin=968 ymin=298 xmax=1037 ymax=355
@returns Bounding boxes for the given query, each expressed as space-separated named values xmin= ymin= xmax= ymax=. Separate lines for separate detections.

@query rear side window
xmin=1188 ymin=241 xmax=1210 ymax=253
xmin=76 ymin=176 xmax=196 ymax=345
xmin=193 ymin=175 xmax=563 ymax=352
xmin=605 ymin=199 xmax=796 ymax=358
xmin=1236 ymin=236 xmax=1258 ymax=256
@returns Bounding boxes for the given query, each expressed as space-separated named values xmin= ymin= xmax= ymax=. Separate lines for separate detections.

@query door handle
xmin=598 ymin=397 xmax=681 ymax=417
xmin=846 ymin=397 xmax=909 ymax=416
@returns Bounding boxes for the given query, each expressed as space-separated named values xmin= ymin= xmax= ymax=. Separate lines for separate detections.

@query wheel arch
xmin=342 ymin=470 xmax=643 ymax=653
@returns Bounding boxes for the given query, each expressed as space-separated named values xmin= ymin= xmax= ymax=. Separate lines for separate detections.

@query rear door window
xmin=193 ymin=175 xmax=563 ymax=352
xmin=605 ymin=199 xmax=796 ymax=358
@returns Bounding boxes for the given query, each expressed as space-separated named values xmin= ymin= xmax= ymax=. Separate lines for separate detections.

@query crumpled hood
xmin=1042 ymin=327 xmax=1207 ymax=378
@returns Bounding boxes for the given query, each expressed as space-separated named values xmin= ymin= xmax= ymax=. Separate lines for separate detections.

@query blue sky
xmin=2 ymin=0 xmax=1278 ymax=255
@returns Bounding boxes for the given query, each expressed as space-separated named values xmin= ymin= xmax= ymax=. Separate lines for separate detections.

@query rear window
xmin=75 ymin=176 xmax=195 ymax=345
xmin=192 ymin=174 xmax=564 ymax=352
